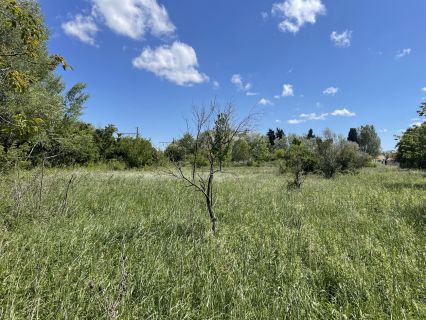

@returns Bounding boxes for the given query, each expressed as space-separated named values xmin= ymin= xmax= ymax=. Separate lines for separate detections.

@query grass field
xmin=0 ymin=166 xmax=425 ymax=319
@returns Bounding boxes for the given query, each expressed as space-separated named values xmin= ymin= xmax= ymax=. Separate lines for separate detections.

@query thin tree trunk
xmin=206 ymin=162 xmax=217 ymax=234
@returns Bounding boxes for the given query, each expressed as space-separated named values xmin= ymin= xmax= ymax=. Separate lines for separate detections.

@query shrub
xmin=117 ymin=137 xmax=157 ymax=168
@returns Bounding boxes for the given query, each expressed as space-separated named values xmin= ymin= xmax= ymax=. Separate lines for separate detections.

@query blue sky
xmin=39 ymin=0 xmax=426 ymax=150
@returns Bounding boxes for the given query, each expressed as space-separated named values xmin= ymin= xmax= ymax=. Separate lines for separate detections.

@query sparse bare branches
xmin=167 ymin=100 xmax=254 ymax=234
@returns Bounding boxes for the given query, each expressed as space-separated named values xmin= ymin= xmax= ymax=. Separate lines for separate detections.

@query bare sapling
xmin=168 ymin=101 xmax=254 ymax=235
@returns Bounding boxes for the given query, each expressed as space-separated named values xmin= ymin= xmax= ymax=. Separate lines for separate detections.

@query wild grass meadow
xmin=1 ymin=166 xmax=425 ymax=319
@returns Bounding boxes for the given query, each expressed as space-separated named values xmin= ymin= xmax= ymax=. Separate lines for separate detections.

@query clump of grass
xmin=0 ymin=166 xmax=425 ymax=318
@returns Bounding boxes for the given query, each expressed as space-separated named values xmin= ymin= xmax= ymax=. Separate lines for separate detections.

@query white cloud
xmin=411 ymin=119 xmax=425 ymax=127
xmin=61 ymin=15 xmax=99 ymax=45
xmin=323 ymin=86 xmax=339 ymax=96
xmin=288 ymin=111 xmax=328 ymax=124
xmin=258 ymin=98 xmax=274 ymax=106
xmin=395 ymin=48 xmax=412 ymax=59
xmin=261 ymin=12 xmax=269 ymax=20
xmin=92 ymin=0 xmax=176 ymax=40
xmin=378 ymin=129 xmax=388 ymax=133
xmin=300 ymin=112 xmax=328 ymax=120
xmin=231 ymin=74 xmax=253 ymax=92
xmin=421 ymin=87 xmax=426 ymax=92
xmin=246 ymin=91 xmax=259 ymax=96
xmin=132 ymin=41 xmax=208 ymax=86
xmin=282 ymin=84 xmax=294 ymax=97
xmin=272 ymin=0 xmax=326 ymax=33
xmin=213 ymin=81 xmax=220 ymax=89
xmin=331 ymin=108 xmax=356 ymax=117
xmin=275 ymin=119 xmax=282 ymax=123
xmin=288 ymin=119 xmax=306 ymax=124
xmin=330 ymin=30 xmax=352 ymax=48
xmin=274 ymin=95 xmax=281 ymax=99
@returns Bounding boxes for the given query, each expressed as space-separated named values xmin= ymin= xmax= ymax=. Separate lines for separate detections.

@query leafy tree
xmin=164 ymin=141 xmax=185 ymax=162
xmin=348 ymin=128 xmax=359 ymax=144
xmin=232 ymin=138 xmax=250 ymax=162
xmin=211 ymin=113 xmax=232 ymax=170
xmin=118 ymin=137 xmax=157 ymax=168
xmin=64 ymin=83 xmax=89 ymax=122
xmin=283 ymin=140 xmax=317 ymax=189
xmin=94 ymin=124 xmax=118 ymax=160
xmin=0 ymin=0 xmax=69 ymax=93
xmin=306 ymin=128 xmax=315 ymax=139
xmin=317 ymin=138 xmax=340 ymax=178
xmin=267 ymin=129 xmax=276 ymax=146
xmin=249 ymin=134 xmax=270 ymax=162
xmin=396 ymin=125 xmax=426 ymax=169
xmin=396 ymin=104 xmax=426 ymax=169
xmin=418 ymin=102 xmax=426 ymax=117
xmin=359 ymin=125 xmax=381 ymax=157
xmin=275 ymin=128 xmax=285 ymax=140
xmin=168 ymin=102 xmax=252 ymax=234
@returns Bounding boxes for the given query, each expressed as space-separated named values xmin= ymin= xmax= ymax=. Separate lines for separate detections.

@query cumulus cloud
xmin=323 ymin=86 xmax=339 ymax=96
xmin=274 ymin=95 xmax=281 ymax=99
xmin=63 ymin=0 xmax=176 ymax=44
xmin=288 ymin=119 xmax=305 ymax=124
xmin=261 ymin=12 xmax=269 ymax=20
xmin=258 ymin=98 xmax=274 ymax=106
xmin=288 ymin=112 xmax=328 ymax=124
xmin=61 ymin=15 xmax=99 ymax=46
xmin=231 ymin=74 xmax=253 ymax=92
xmin=92 ymin=0 xmax=176 ymax=40
xmin=282 ymin=84 xmax=294 ymax=97
xmin=300 ymin=112 xmax=328 ymax=120
xmin=132 ymin=41 xmax=209 ymax=86
xmin=331 ymin=108 xmax=356 ymax=117
xmin=330 ymin=30 xmax=352 ymax=48
xmin=422 ymin=87 xmax=426 ymax=92
xmin=395 ymin=48 xmax=412 ymax=59
xmin=246 ymin=92 xmax=259 ymax=96
xmin=271 ymin=0 xmax=326 ymax=34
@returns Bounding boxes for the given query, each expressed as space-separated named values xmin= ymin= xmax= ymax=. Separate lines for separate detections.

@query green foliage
xmin=283 ymin=141 xmax=318 ymax=188
xmin=0 ymin=0 xmax=70 ymax=93
xmin=117 ymin=137 xmax=157 ymax=168
xmin=317 ymin=138 xmax=340 ymax=178
xmin=274 ymin=148 xmax=286 ymax=159
xmin=347 ymin=128 xmax=359 ymax=144
xmin=266 ymin=128 xmax=276 ymax=146
xmin=396 ymin=103 xmax=426 ymax=169
xmin=94 ymin=124 xmax=118 ymax=161
xmin=2 ymin=167 xmax=424 ymax=318
xmin=248 ymin=134 xmax=270 ymax=162
xmin=64 ymin=82 xmax=89 ymax=122
xmin=358 ymin=125 xmax=381 ymax=157
xmin=306 ymin=128 xmax=315 ymax=139
xmin=397 ymin=124 xmax=426 ymax=169
xmin=51 ymin=122 xmax=99 ymax=166
xmin=211 ymin=112 xmax=233 ymax=168
xmin=231 ymin=138 xmax=250 ymax=162
xmin=164 ymin=142 xmax=186 ymax=162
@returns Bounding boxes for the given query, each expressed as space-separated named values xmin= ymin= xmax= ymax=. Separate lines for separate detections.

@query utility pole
xmin=136 ymin=126 xmax=140 ymax=139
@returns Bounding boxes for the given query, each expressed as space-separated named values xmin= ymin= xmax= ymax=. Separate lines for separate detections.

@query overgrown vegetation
xmin=397 ymin=103 xmax=426 ymax=169
xmin=1 ymin=167 xmax=425 ymax=318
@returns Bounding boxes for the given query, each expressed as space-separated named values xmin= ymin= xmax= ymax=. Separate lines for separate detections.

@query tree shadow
xmin=400 ymin=204 xmax=426 ymax=236
xmin=383 ymin=182 xmax=426 ymax=191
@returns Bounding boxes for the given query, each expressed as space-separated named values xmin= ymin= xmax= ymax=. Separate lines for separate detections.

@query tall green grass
xmin=0 ymin=167 xmax=425 ymax=319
